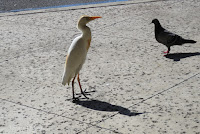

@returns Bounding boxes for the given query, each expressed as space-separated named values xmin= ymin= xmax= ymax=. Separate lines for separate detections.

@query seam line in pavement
xmin=130 ymin=72 xmax=200 ymax=108
xmin=76 ymin=71 xmax=200 ymax=133
xmin=1 ymin=72 xmax=199 ymax=134
xmin=0 ymin=98 xmax=121 ymax=133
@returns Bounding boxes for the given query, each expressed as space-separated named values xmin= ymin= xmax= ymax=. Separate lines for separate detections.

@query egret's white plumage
xmin=62 ymin=15 xmax=101 ymax=100
xmin=62 ymin=36 xmax=87 ymax=85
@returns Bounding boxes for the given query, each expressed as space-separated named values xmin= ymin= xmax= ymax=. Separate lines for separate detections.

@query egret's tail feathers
xmin=62 ymin=82 xmax=66 ymax=86
xmin=62 ymin=71 xmax=69 ymax=86
xmin=62 ymin=75 xmax=67 ymax=86
xmin=62 ymin=71 xmax=73 ymax=86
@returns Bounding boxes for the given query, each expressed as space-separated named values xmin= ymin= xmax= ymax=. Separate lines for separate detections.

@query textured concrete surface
xmin=0 ymin=0 xmax=200 ymax=133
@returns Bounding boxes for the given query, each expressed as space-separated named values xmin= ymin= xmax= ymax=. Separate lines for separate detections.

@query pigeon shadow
xmin=74 ymin=99 xmax=143 ymax=116
xmin=165 ymin=52 xmax=200 ymax=61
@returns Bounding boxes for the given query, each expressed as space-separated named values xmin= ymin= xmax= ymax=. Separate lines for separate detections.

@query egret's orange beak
xmin=89 ymin=16 xmax=102 ymax=20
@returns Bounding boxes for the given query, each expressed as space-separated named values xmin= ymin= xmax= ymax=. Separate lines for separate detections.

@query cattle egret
xmin=62 ymin=15 xmax=101 ymax=100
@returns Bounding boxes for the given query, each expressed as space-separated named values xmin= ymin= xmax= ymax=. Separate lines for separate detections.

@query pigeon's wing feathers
xmin=156 ymin=29 xmax=175 ymax=45
xmin=166 ymin=32 xmax=178 ymax=45
xmin=159 ymin=29 xmax=179 ymax=46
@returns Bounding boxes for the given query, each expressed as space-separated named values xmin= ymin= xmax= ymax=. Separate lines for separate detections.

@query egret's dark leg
xmin=77 ymin=73 xmax=89 ymax=99
xmin=72 ymin=76 xmax=76 ymax=99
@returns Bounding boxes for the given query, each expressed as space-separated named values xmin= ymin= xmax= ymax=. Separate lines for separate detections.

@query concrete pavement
xmin=0 ymin=0 xmax=200 ymax=133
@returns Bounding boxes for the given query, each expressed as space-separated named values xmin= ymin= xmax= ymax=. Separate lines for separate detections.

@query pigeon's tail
xmin=183 ymin=39 xmax=196 ymax=44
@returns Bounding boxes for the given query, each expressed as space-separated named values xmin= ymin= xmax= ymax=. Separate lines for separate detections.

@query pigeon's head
xmin=151 ymin=19 xmax=160 ymax=25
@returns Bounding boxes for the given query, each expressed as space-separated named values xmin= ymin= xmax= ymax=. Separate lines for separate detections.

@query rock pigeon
xmin=151 ymin=19 xmax=196 ymax=54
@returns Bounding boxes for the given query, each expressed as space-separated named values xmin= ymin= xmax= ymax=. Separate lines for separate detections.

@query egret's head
xmin=78 ymin=15 xmax=101 ymax=26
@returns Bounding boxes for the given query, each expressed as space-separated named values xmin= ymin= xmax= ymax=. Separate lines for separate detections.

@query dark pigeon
xmin=151 ymin=19 xmax=196 ymax=54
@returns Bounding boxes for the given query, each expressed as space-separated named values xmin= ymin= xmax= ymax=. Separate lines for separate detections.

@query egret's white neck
xmin=78 ymin=24 xmax=91 ymax=39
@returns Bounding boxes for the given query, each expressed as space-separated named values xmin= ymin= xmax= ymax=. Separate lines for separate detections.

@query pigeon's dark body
xmin=152 ymin=19 xmax=196 ymax=54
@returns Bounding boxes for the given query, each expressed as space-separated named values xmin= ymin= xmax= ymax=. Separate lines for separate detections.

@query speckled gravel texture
xmin=0 ymin=0 xmax=200 ymax=133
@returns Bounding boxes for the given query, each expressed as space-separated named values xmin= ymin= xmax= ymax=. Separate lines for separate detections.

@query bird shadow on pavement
xmin=165 ymin=52 xmax=200 ymax=61
xmin=74 ymin=99 xmax=143 ymax=116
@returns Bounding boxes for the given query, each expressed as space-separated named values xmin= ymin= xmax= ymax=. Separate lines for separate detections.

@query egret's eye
xmin=85 ymin=17 xmax=90 ymax=21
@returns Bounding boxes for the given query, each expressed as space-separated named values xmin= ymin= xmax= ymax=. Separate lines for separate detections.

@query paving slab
xmin=0 ymin=100 xmax=93 ymax=134
xmin=0 ymin=0 xmax=200 ymax=133
xmin=97 ymin=73 xmax=200 ymax=134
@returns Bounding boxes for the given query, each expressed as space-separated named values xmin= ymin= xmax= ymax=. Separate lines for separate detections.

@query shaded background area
xmin=0 ymin=0 xmax=127 ymax=12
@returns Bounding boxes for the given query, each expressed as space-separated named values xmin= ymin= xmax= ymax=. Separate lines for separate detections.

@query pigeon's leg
xmin=72 ymin=76 xmax=79 ymax=101
xmin=168 ymin=47 xmax=171 ymax=53
xmin=164 ymin=47 xmax=170 ymax=54
xmin=163 ymin=51 xmax=169 ymax=54
xmin=77 ymin=73 xmax=89 ymax=99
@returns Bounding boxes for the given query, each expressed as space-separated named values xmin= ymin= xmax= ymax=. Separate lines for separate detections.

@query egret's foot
xmin=81 ymin=91 xmax=89 ymax=99
xmin=76 ymin=90 xmax=93 ymax=96
xmin=72 ymin=97 xmax=80 ymax=103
